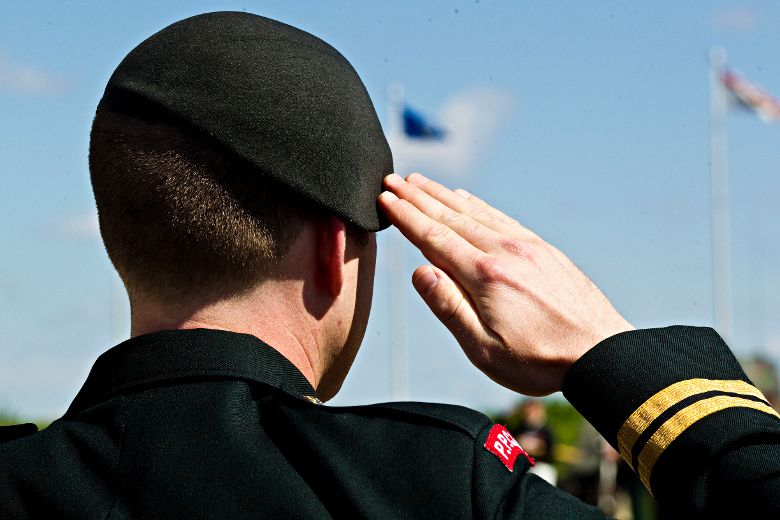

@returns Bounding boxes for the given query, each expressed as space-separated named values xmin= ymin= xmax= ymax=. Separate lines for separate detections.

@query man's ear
xmin=315 ymin=216 xmax=347 ymax=296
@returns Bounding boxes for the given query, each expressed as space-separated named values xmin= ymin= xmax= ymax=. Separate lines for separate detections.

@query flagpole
xmin=708 ymin=47 xmax=733 ymax=344
xmin=110 ymin=276 xmax=124 ymax=344
xmin=387 ymin=83 xmax=410 ymax=401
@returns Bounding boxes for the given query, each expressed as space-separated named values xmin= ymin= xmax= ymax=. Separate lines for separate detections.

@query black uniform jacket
xmin=0 ymin=328 xmax=602 ymax=519
xmin=1 ymin=326 xmax=778 ymax=518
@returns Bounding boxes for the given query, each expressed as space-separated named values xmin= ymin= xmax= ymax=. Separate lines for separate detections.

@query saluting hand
xmin=378 ymin=173 xmax=633 ymax=396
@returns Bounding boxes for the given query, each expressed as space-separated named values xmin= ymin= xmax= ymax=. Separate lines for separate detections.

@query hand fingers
xmin=454 ymin=188 xmax=538 ymax=239
xmin=383 ymin=174 xmax=501 ymax=252
xmin=411 ymin=264 xmax=496 ymax=364
xmin=406 ymin=173 xmax=533 ymax=238
xmin=378 ymin=190 xmax=484 ymax=292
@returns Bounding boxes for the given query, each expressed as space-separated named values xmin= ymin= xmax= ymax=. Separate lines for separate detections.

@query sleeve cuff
xmin=562 ymin=326 xmax=779 ymax=494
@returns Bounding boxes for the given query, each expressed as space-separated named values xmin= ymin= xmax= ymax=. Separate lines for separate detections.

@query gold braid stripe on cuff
xmin=635 ymin=395 xmax=779 ymax=490
xmin=617 ymin=379 xmax=766 ymax=466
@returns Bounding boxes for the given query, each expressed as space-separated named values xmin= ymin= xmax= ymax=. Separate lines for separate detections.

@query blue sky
xmin=2 ymin=1 xmax=780 ymax=418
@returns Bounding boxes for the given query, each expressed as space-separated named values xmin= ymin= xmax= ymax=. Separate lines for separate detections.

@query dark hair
xmin=89 ymin=109 xmax=312 ymax=303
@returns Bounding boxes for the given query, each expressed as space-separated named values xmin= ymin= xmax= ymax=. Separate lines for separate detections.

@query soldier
xmin=2 ymin=11 xmax=778 ymax=519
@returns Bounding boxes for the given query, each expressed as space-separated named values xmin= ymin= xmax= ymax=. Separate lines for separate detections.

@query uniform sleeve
xmin=563 ymin=326 xmax=780 ymax=519
xmin=469 ymin=423 xmax=608 ymax=519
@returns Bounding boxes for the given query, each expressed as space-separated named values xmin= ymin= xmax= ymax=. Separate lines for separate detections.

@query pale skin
xmin=130 ymin=215 xmax=376 ymax=402
xmin=377 ymin=173 xmax=634 ymax=396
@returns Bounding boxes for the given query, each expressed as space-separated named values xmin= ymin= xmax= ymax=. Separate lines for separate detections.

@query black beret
xmin=98 ymin=11 xmax=392 ymax=231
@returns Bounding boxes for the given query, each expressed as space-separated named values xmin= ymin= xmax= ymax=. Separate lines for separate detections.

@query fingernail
xmin=378 ymin=191 xmax=399 ymax=202
xmin=384 ymin=173 xmax=403 ymax=186
xmin=407 ymin=173 xmax=429 ymax=184
xmin=413 ymin=267 xmax=438 ymax=296
xmin=455 ymin=189 xmax=471 ymax=199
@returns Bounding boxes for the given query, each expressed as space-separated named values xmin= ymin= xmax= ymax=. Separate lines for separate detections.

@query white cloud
xmin=388 ymin=87 xmax=515 ymax=178
xmin=710 ymin=6 xmax=758 ymax=32
xmin=51 ymin=212 xmax=100 ymax=239
xmin=0 ymin=53 xmax=67 ymax=95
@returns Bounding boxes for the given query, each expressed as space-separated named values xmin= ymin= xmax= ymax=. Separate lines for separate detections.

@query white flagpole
xmin=387 ymin=83 xmax=410 ymax=401
xmin=110 ymin=274 xmax=129 ymax=344
xmin=708 ymin=47 xmax=734 ymax=344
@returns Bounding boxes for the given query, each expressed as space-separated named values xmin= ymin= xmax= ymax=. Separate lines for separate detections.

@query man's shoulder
xmin=0 ymin=423 xmax=38 ymax=444
xmin=363 ymin=400 xmax=493 ymax=438
xmin=298 ymin=399 xmax=494 ymax=440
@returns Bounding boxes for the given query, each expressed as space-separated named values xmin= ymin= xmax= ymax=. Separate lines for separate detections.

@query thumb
xmin=411 ymin=265 xmax=486 ymax=349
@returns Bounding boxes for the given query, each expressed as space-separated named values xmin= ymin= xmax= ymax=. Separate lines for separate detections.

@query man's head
xmin=89 ymin=12 xmax=392 ymax=398
xmin=96 ymin=11 xmax=392 ymax=230
xmin=90 ymin=109 xmax=314 ymax=303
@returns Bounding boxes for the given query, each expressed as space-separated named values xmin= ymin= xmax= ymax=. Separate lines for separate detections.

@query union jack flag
xmin=721 ymin=69 xmax=780 ymax=122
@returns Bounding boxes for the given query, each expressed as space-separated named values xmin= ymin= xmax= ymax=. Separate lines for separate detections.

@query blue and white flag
xmin=388 ymin=87 xmax=513 ymax=177
xmin=402 ymin=105 xmax=447 ymax=140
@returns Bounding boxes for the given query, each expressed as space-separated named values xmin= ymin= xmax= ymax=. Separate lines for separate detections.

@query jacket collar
xmin=65 ymin=328 xmax=317 ymax=417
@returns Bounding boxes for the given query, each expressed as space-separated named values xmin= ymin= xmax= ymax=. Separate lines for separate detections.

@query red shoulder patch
xmin=484 ymin=424 xmax=535 ymax=472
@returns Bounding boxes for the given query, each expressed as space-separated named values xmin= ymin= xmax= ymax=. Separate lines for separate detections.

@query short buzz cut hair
xmin=89 ymin=109 xmax=312 ymax=303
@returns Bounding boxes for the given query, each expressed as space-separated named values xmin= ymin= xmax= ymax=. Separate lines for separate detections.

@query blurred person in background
xmin=742 ymin=356 xmax=779 ymax=411
xmin=511 ymin=399 xmax=557 ymax=485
